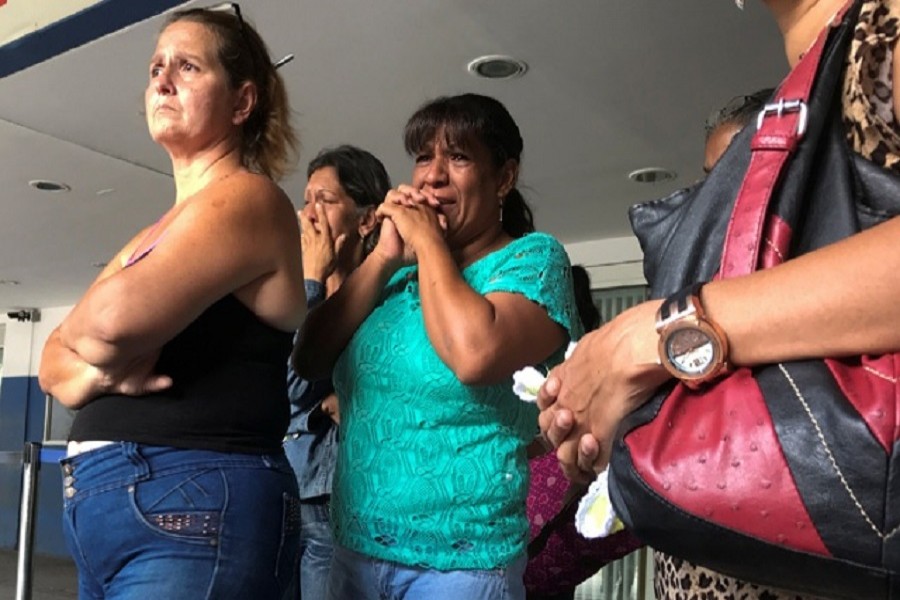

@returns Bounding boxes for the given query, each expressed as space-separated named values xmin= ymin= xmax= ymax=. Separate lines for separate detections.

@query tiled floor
xmin=0 ymin=549 xmax=78 ymax=599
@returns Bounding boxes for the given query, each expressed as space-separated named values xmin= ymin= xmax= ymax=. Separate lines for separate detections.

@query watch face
xmin=665 ymin=327 xmax=716 ymax=376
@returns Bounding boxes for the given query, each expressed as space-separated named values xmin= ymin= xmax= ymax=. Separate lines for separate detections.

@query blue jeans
xmin=61 ymin=442 xmax=300 ymax=599
xmin=327 ymin=544 xmax=526 ymax=600
xmin=301 ymin=499 xmax=334 ymax=599
xmin=282 ymin=497 xmax=334 ymax=600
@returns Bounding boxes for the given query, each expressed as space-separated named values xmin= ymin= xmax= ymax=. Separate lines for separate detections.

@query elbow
xmin=37 ymin=366 xmax=54 ymax=398
xmin=37 ymin=372 xmax=87 ymax=410
xmin=453 ymin=367 xmax=487 ymax=386
xmin=70 ymin=301 xmax=132 ymax=365
xmin=91 ymin=299 xmax=130 ymax=346
xmin=448 ymin=353 xmax=497 ymax=386
xmin=55 ymin=392 xmax=89 ymax=411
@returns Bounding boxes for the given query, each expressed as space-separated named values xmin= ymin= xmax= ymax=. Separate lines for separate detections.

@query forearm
xmin=416 ymin=239 xmax=570 ymax=384
xmin=58 ymin=304 xmax=122 ymax=368
xmin=56 ymin=253 xmax=139 ymax=367
xmin=704 ymin=217 xmax=900 ymax=365
xmin=416 ymin=240 xmax=503 ymax=379
xmin=293 ymin=251 xmax=398 ymax=379
xmin=38 ymin=328 xmax=107 ymax=408
xmin=59 ymin=267 xmax=175 ymax=368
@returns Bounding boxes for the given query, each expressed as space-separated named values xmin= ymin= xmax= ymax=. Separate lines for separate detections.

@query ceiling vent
xmin=29 ymin=180 xmax=71 ymax=192
xmin=467 ymin=55 xmax=528 ymax=80
xmin=627 ymin=167 xmax=677 ymax=184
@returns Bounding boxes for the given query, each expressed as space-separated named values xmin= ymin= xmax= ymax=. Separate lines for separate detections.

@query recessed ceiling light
xmin=91 ymin=262 xmax=108 ymax=269
xmin=467 ymin=55 xmax=528 ymax=80
xmin=28 ymin=179 xmax=71 ymax=192
xmin=0 ymin=279 xmax=20 ymax=286
xmin=627 ymin=167 xmax=677 ymax=184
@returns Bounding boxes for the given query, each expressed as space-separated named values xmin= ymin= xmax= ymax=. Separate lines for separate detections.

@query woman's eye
xmin=150 ymin=65 xmax=162 ymax=77
xmin=415 ymin=154 xmax=431 ymax=164
xmin=181 ymin=62 xmax=196 ymax=72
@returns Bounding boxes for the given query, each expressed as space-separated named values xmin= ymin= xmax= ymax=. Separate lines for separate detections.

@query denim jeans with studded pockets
xmin=61 ymin=442 xmax=300 ymax=599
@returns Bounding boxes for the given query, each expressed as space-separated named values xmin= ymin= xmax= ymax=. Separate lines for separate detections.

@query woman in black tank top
xmin=38 ymin=6 xmax=305 ymax=599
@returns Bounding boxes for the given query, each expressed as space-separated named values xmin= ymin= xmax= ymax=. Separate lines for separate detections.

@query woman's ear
xmin=232 ymin=81 xmax=258 ymax=126
xmin=358 ymin=207 xmax=378 ymax=238
xmin=497 ymin=159 xmax=519 ymax=199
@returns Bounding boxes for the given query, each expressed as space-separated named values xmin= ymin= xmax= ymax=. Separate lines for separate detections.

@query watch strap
xmin=657 ymin=282 xmax=731 ymax=387
xmin=657 ymin=282 xmax=705 ymax=329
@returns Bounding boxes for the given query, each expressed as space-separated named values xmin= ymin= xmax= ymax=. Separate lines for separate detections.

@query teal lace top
xmin=331 ymin=232 xmax=582 ymax=570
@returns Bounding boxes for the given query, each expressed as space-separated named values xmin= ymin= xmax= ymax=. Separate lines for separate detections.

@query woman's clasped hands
xmin=536 ymin=300 xmax=670 ymax=483
xmin=374 ymin=184 xmax=448 ymax=266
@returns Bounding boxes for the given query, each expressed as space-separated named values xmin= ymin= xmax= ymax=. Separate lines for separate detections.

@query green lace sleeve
xmin=479 ymin=232 xmax=583 ymax=348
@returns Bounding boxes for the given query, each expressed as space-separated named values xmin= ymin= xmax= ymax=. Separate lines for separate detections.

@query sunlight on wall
xmin=0 ymin=0 xmax=102 ymax=46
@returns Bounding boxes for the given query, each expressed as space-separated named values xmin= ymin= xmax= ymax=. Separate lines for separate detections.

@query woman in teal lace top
xmin=293 ymin=93 xmax=581 ymax=600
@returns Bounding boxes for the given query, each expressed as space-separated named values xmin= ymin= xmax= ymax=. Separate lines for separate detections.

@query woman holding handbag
xmin=538 ymin=0 xmax=900 ymax=598
xmin=524 ymin=265 xmax=642 ymax=600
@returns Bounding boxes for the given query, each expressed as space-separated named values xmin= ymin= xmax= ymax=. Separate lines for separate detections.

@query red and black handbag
xmin=611 ymin=1 xmax=900 ymax=598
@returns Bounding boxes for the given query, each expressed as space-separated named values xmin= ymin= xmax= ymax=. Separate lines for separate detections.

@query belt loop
xmin=124 ymin=442 xmax=151 ymax=481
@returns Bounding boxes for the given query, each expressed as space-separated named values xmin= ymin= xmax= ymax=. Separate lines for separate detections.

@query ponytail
xmin=501 ymin=188 xmax=534 ymax=238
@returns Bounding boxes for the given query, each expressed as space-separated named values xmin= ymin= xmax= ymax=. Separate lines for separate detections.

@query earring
xmin=499 ymin=203 xmax=504 ymax=223
xmin=735 ymin=0 xmax=744 ymax=9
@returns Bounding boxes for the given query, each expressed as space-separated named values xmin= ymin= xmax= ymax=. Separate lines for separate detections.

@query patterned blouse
xmin=331 ymin=232 xmax=581 ymax=570
xmin=655 ymin=1 xmax=900 ymax=598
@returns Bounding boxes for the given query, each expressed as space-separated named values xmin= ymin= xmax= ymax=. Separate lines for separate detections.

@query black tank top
xmin=69 ymin=295 xmax=293 ymax=454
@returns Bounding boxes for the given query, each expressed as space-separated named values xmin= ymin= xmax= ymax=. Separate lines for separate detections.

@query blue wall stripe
xmin=25 ymin=375 xmax=48 ymax=443
xmin=0 ymin=465 xmax=21 ymax=549
xmin=0 ymin=376 xmax=28 ymax=452
xmin=0 ymin=0 xmax=189 ymax=79
xmin=0 ymin=376 xmax=29 ymax=548
xmin=35 ymin=459 xmax=68 ymax=558
xmin=0 ymin=375 xmax=69 ymax=555
xmin=0 ymin=452 xmax=69 ymax=556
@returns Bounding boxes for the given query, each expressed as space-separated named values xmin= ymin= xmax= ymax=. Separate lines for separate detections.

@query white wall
xmin=564 ymin=236 xmax=646 ymax=289
xmin=0 ymin=306 xmax=70 ymax=378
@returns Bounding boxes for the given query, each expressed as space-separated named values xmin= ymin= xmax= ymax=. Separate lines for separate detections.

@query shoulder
xmin=470 ymin=233 xmax=570 ymax=280
xmin=186 ymin=172 xmax=294 ymax=226
xmin=476 ymin=233 xmax=573 ymax=292
xmin=502 ymin=232 xmax=569 ymax=264
xmin=210 ymin=171 xmax=290 ymax=210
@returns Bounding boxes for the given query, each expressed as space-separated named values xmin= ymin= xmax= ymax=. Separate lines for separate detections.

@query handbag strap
xmin=717 ymin=2 xmax=854 ymax=279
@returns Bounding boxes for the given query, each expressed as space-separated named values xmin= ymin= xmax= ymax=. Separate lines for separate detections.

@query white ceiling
xmin=0 ymin=0 xmax=787 ymax=311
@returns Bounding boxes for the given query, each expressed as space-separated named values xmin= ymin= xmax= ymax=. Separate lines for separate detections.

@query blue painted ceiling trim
xmin=0 ymin=0 xmax=189 ymax=79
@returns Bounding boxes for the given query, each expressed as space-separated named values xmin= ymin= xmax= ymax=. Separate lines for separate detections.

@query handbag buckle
xmin=756 ymin=99 xmax=808 ymax=136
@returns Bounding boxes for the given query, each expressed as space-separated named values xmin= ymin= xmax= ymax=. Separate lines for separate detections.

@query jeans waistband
xmin=67 ymin=440 xmax=114 ymax=457
xmin=61 ymin=442 xmax=291 ymax=501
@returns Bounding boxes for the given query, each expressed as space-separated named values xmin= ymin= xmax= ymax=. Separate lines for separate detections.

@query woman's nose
xmin=424 ymin=159 xmax=448 ymax=187
xmin=153 ymin=68 xmax=175 ymax=95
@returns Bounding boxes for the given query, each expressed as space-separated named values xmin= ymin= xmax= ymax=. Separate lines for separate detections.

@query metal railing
xmin=17 ymin=443 xmax=39 ymax=600
xmin=0 ymin=442 xmax=63 ymax=600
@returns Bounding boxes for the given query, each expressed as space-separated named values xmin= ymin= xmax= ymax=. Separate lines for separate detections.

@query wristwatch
xmin=656 ymin=283 xmax=730 ymax=388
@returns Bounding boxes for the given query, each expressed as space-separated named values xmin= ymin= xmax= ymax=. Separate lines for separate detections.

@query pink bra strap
xmin=125 ymin=217 xmax=168 ymax=267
